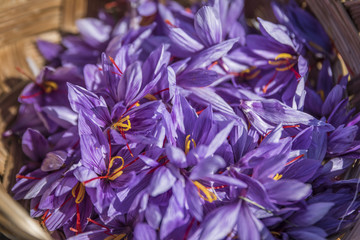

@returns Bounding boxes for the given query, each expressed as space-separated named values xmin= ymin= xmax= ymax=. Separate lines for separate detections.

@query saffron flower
xmin=8 ymin=0 xmax=360 ymax=239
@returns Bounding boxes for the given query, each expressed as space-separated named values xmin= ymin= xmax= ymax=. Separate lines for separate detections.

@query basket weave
xmin=0 ymin=0 xmax=360 ymax=239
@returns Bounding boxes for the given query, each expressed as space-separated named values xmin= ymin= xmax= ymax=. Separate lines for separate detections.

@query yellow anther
xmin=273 ymin=173 xmax=283 ymax=181
xmin=135 ymin=102 xmax=140 ymax=107
xmin=43 ymin=81 xmax=58 ymax=93
xmin=245 ymin=69 xmax=261 ymax=80
xmin=268 ymin=53 xmax=296 ymax=72
xmin=271 ymin=231 xmax=281 ymax=237
xmin=112 ymin=115 xmax=131 ymax=131
xmin=308 ymin=41 xmax=324 ymax=52
xmin=104 ymin=234 xmax=127 ymax=240
xmin=317 ymin=89 xmax=325 ymax=101
xmin=184 ymin=135 xmax=196 ymax=154
xmin=71 ymin=182 xmax=86 ymax=204
xmin=275 ymin=62 xmax=296 ymax=72
xmin=275 ymin=53 xmax=293 ymax=60
xmin=193 ymin=181 xmax=217 ymax=203
xmin=144 ymin=94 xmax=157 ymax=101
xmin=108 ymin=156 xmax=125 ymax=181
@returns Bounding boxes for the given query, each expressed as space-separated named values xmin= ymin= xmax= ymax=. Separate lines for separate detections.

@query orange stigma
xmin=109 ymin=56 xmax=123 ymax=75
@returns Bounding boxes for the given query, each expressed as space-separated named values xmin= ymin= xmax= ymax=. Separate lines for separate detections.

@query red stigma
xmin=206 ymin=185 xmax=227 ymax=190
xmin=183 ymin=218 xmax=195 ymax=240
xmin=109 ymin=56 xmax=123 ymax=75
xmin=105 ymin=1 xmax=118 ymax=9
xmin=20 ymin=91 xmax=43 ymax=99
xmin=165 ymin=19 xmax=177 ymax=28
xmin=283 ymin=124 xmax=300 ymax=129
xmin=87 ymin=218 xmax=112 ymax=235
xmin=290 ymin=67 xmax=301 ymax=79
xmin=147 ymin=159 xmax=169 ymax=175
xmin=285 ymin=154 xmax=304 ymax=166
xmin=153 ymin=88 xmax=170 ymax=95
xmin=196 ymin=108 xmax=205 ymax=115
xmin=262 ymin=71 xmax=278 ymax=94
xmin=208 ymin=61 xmax=218 ymax=70
xmin=75 ymin=203 xmax=82 ymax=235
xmin=16 ymin=175 xmax=41 ymax=180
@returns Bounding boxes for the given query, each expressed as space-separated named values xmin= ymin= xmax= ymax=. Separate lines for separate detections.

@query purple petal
xmin=287 ymin=226 xmax=327 ymax=240
xmin=76 ymin=18 xmax=111 ymax=48
xmin=171 ymin=94 xmax=198 ymax=134
xmin=78 ymin=111 xmax=109 ymax=174
xmin=67 ymin=83 xmax=111 ymax=128
xmin=42 ymin=106 xmax=77 ymax=129
xmin=199 ymin=203 xmax=240 ymax=240
xmin=138 ymin=2 xmax=157 ymax=17
xmin=84 ymin=64 xmax=103 ymax=91
xmin=289 ymin=202 xmax=334 ymax=226
xmin=237 ymin=201 xmax=264 ymax=240
xmin=41 ymin=150 xmax=67 ymax=172
xmin=145 ymin=203 xmax=162 ymax=229
xmin=205 ymin=121 xmax=234 ymax=158
xmin=36 ymin=39 xmax=62 ymax=61
xmin=166 ymin=145 xmax=187 ymax=168
xmin=321 ymin=85 xmax=344 ymax=116
xmin=123 ymin=61 xmax=142 ymax=105
xmin=190 ymin=156 xmax=225 ymax=179
xmin=240 ymin=99 xmax=333 ymax=135
xmin=149 ymin=167 xmax=177 ymax=197
xmin=168 ymin=27 xmax=204 ymax=58
xmin=265 ymin=180 xmax=312 ymax=205
xmin=186 ymin=38 xmax=239 ymax=71
xmin=24 ymin=170 xmax=64 ymax=199
xmin=194 ymin=6 xmax=222 ymax=46
xmin=185 ymin=180 xmax=203 ymax=221
xmin=190 ymin=87 xmax=238 ymax=120
xmin=177 ymin=69 xmax=219 ymax=88
xmin=160 ymin=195 xmax=186 ymax=239
xmin=134 ymin=223 xmax=157 ymax=240
xmin=258 ymin=17 xmax=295 ymax=49
xmin=22 ymin=128 xmax=48 ymax=161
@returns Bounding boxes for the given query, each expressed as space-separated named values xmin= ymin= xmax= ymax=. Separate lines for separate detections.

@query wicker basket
xmin=1 ymin=0 xmax=360 ymax=239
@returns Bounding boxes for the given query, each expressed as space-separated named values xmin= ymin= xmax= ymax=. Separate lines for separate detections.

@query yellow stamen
xmin=275 ymin=62 xmax=296 ymax=72
xmin=308 ymin=41 xmax=324 ymax=53
xmin=245 ymin=69 xmax=261 ymax=80
xmin=104 ymin=234 xmax=127 ymax=240
xmin=273 ymin=173 xmax=283 ymax=181
xmin=43 ymin=81 xmax=58 ymax=93
xmin=268 ymin=53 xmax=296 ymax=72
xmin=108 ymin=156 xmax=125 ymax=181
xmin=271 ymin=231 xmax=281 ymax=237
xmin=318 ymin=89 xmax=325 ymax=101
xmin=144 ymin=94 xmax=157 ymax=101
xmin=112 ymin=115 xmax=131 ymax=131
xmin=193 ymin=181 xmax=217 ymax=203
xmin=71 ymin=182 xmax=86 ymax=204
xmin=184 ymin=135 xmax=196 ymax=154
xmin=135 ymin=102 xmax=140 ymax=107
xmin=275 ymin=53 xmax=293 ymax=60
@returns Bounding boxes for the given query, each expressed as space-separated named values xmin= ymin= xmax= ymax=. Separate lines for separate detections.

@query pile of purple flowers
xmin=7 ymin=0 xmax=360 ymax=239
